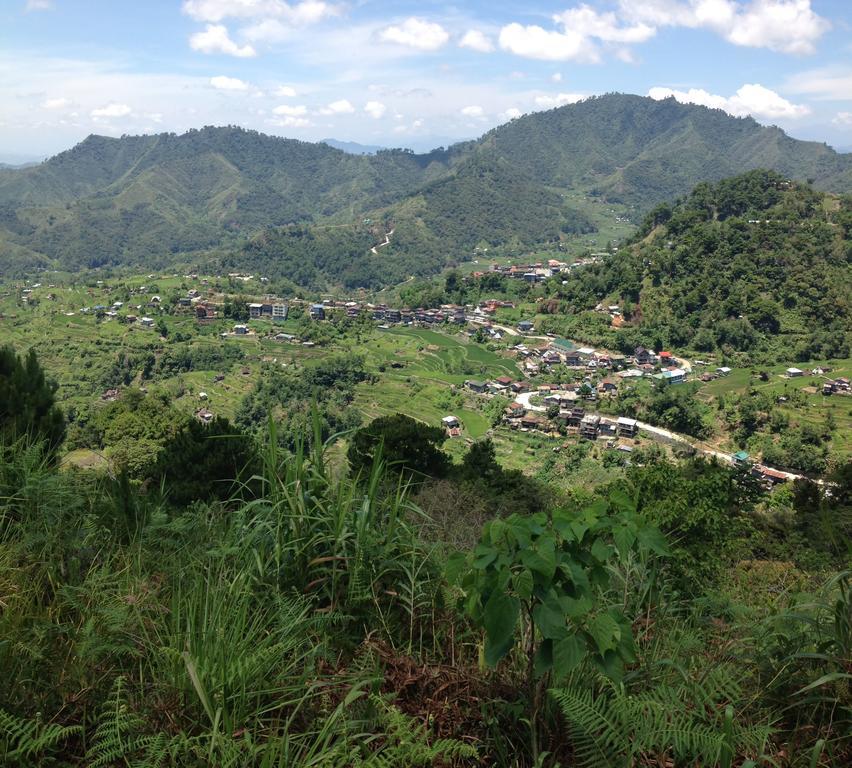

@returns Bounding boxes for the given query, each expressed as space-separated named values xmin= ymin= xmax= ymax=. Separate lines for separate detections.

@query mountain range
xmin=0 ymin=93 xmax=849 ymax=287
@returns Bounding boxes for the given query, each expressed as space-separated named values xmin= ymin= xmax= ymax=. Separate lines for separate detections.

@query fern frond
xmin=0 ymin=708 xmax=82 ymax=763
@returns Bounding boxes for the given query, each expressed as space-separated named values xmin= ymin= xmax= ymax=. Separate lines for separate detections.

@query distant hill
xmin=553 ymin=170 xmax=851 ymax=361
xmin=0 ymin=94 xmax=850 ymax=286
xmin=321 ymin=138 xmax=386 ymax=155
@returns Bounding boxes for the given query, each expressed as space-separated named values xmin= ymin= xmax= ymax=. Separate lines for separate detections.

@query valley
xmin=1 ymin=96 xmax=850 ymax=768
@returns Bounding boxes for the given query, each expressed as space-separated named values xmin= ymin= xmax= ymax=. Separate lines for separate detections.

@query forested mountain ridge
xmin=553 ymin=170 xmax=852 ymax=361
xmin=477 ymin=94 xmax=851 ymax=207
xmin=0 ymin=94 xmax=850 ymax=284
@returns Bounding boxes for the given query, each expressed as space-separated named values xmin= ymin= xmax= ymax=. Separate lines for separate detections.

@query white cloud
xmin=364 ymin=100 xmax=386 ymax=119
xmin=499 ymin=23 xmax=598 ymax=62
xmin=380 ymin=18 xmax=449 ymax=51
xmin=648 ymin=83 xmax=810 ymax=119
xmin=624 ymin=0 xmax=829 ymax=55
xmin=275 ymin=85 xmax=297 ymax=97
xmin=459 ymin=30 xmax=494 ymax=53
xmin=785 ymin=68 xmax=852 ymax=100
xmin=182 ymin=1 xmax=337 ymax=24
xmin=91 ymin=103 xmax=132 ymax=118
xmin=42 ymin=97 xmax=71 ymax=109
xmin=500 ymin=4 xmax=654 ymax=63
xmin=268 ymin=115 xmax=311 ymax=128
xmin=553 ymin=5 xmax=655 ymax=44
xmin=551 ymin=72 xmax=563 ymax=82
xmin=534 ymin=92 xmax=585 ymax=109
xmin=210 ymin=75 xmax=251 ymax=90
xmin=319 ymin=98 xmax=355 ymax=114
xmin=25 ymin=0 xmax=53 ymax=10
xmin=832 ymin=112 xmax=852 ymax=126
xmin=189 ymin=24 xmax=256 ymax=57
xmin=461 ymin=105 xmax=484 ymax=117
xmin=272 ymin=103 xmax=308 ymax=116
xmin=504 ymin=107 xmax=523 ymax=120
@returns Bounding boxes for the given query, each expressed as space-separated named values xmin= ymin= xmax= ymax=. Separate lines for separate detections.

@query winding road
xmin=512 ymin=391 xmax=808 ymax=482
xmin=370 ymin=228 xmax=395 ymax=255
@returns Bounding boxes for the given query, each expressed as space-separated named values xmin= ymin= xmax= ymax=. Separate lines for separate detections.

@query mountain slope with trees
xmin=0 ymin=95 xmax=849 ymax=285
xmin=552 ymin=170 xmax=851 ymax=360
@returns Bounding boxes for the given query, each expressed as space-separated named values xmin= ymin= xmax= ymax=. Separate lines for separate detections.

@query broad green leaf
xmin=564 ymin=561 xmax=591 ymax=594
xmin=609 ymin=488 xmax=635 ymax=515
xmin=612 ymin=525 xmax=636 ymax=559
xmin=553 ymin=634 xmax=585 ymax=679
xmin=521 ymin=542 xmax=556 ymax=581
xmin=588 ymin=613 xmax=621 ymax=655
xmin=472 ymin=546 xmax=498 ymax=569
xmin=561 ymin=593 xmax=594 ymax=618
xmin=635 ymin=525 xmax=670 ymax=556
xmin=569 ymin=520 xmax=589 ymax=542
xmin=488 ymin=519 xmax=507 ymax=544
xmin=483 ymin=591 xmax=519 ymax=666
xmin=591 ymin=538 xmax=614 ymax=563
xmin=594 ymin=649 xmax=624 ymax=682
xmin=513 ymin=568 xmax=534 ymax=600
xmin=533 ymin=592 xmax=566 ymax=639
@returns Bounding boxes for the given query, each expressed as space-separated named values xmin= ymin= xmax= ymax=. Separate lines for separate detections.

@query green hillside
xmin=553 ymin=170 xmax=851 ymax=361
xmin=0 ymin=95 xmax=849 ymax=286
xmin=478 ymin=94 xmax=851 ymax=207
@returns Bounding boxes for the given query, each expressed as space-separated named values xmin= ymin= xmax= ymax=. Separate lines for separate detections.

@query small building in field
xmin=517 ymin=320 xmax=534 ymax=333
xmin=309 ymin=304 xmax=326 ymax=320
xmin=617 ymin=417 xmax=638 ymax=437
xmin=661 ymin=368 xmax=686 ymax=384
xmin=716 ymin=366 xmax=732 ymax=376
xmin=233 ymin=324 xmax=248 ymax=335
xmin=566 ymin=408 xmax=585 ymax=428
xmin=465 ymin=380 xmax=488 ymax=394
xmin=580 ymin=414 xmax=601 ymax=439
xmin=271 ymin=303 xmax=288 ymax=320
xmin=752 ymin=465 xmax=788 ymax=486
xmin=732 ymin=450 xmax=750 ymax=466
xmin=196 ymin=408 xmax=214 ymax=424
xmin=786 ymin=367 xmax=804 ymax=378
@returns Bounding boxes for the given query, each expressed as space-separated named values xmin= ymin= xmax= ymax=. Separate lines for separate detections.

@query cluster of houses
xmin=822 ymin=376 xmax=850 ymax=396
xmin=511 ymin=339 xmax=689 ymax=384
xmin=470 ymin=256 xmax=603 ymax=284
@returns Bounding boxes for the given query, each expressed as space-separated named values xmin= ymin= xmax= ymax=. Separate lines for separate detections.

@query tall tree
xmin=0 ymin=346 xmax=65 ymax=453
xmin=348 ymin=414 xmax=449 ymax=479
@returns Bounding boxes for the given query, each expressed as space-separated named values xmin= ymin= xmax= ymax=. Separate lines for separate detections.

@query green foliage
xmin=0 ymin=709 xmax=82 ymax=765
xmin=555 ymin=172 xmax=851 ymax=360
xmin=0 ymin=345 xmax=65 ymax=454
xmin=448 ymin=492 xmax=668 ymax=761
xmin=147 ymin=415 xmax=260 ymax=506
xmin=552 ymin=671 xmax=774 ymax=768
xmin=644 ymin=381 xmax=711 ymax=438
xmin=628 ymin=458 xmax=759 ymax=590
xmin=348 ymin=413 xmax=450 ymax=479
xmin=3 ymin=97 xmax=849 ymax=284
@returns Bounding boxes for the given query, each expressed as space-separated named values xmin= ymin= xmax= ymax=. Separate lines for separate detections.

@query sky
xmin=1 ymin=0 xmax=851 ymax=161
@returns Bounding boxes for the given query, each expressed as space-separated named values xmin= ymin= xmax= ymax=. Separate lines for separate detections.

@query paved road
xmin=511 ymin=391 xmax=808 ymax=481
xmin=370 ymin=228 xmax=395 ymax=254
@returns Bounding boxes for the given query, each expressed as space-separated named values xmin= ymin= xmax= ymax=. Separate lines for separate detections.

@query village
xmin=5 ymin=270 xmax=850 ymax=490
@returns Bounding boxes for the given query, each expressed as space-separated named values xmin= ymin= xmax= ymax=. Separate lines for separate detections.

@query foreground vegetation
xmin=1 ymin=350 xmax=850 ymax=766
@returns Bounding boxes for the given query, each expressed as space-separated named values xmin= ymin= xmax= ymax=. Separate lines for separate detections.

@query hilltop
xmin=0 ymin=94 xmax=850 ymax=285
xmin=552 ymin=170 xmax=852 ymax=361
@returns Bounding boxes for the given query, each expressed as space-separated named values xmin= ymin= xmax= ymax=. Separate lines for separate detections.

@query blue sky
xmin=2 ymin=0 xmax=851 ymax=159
